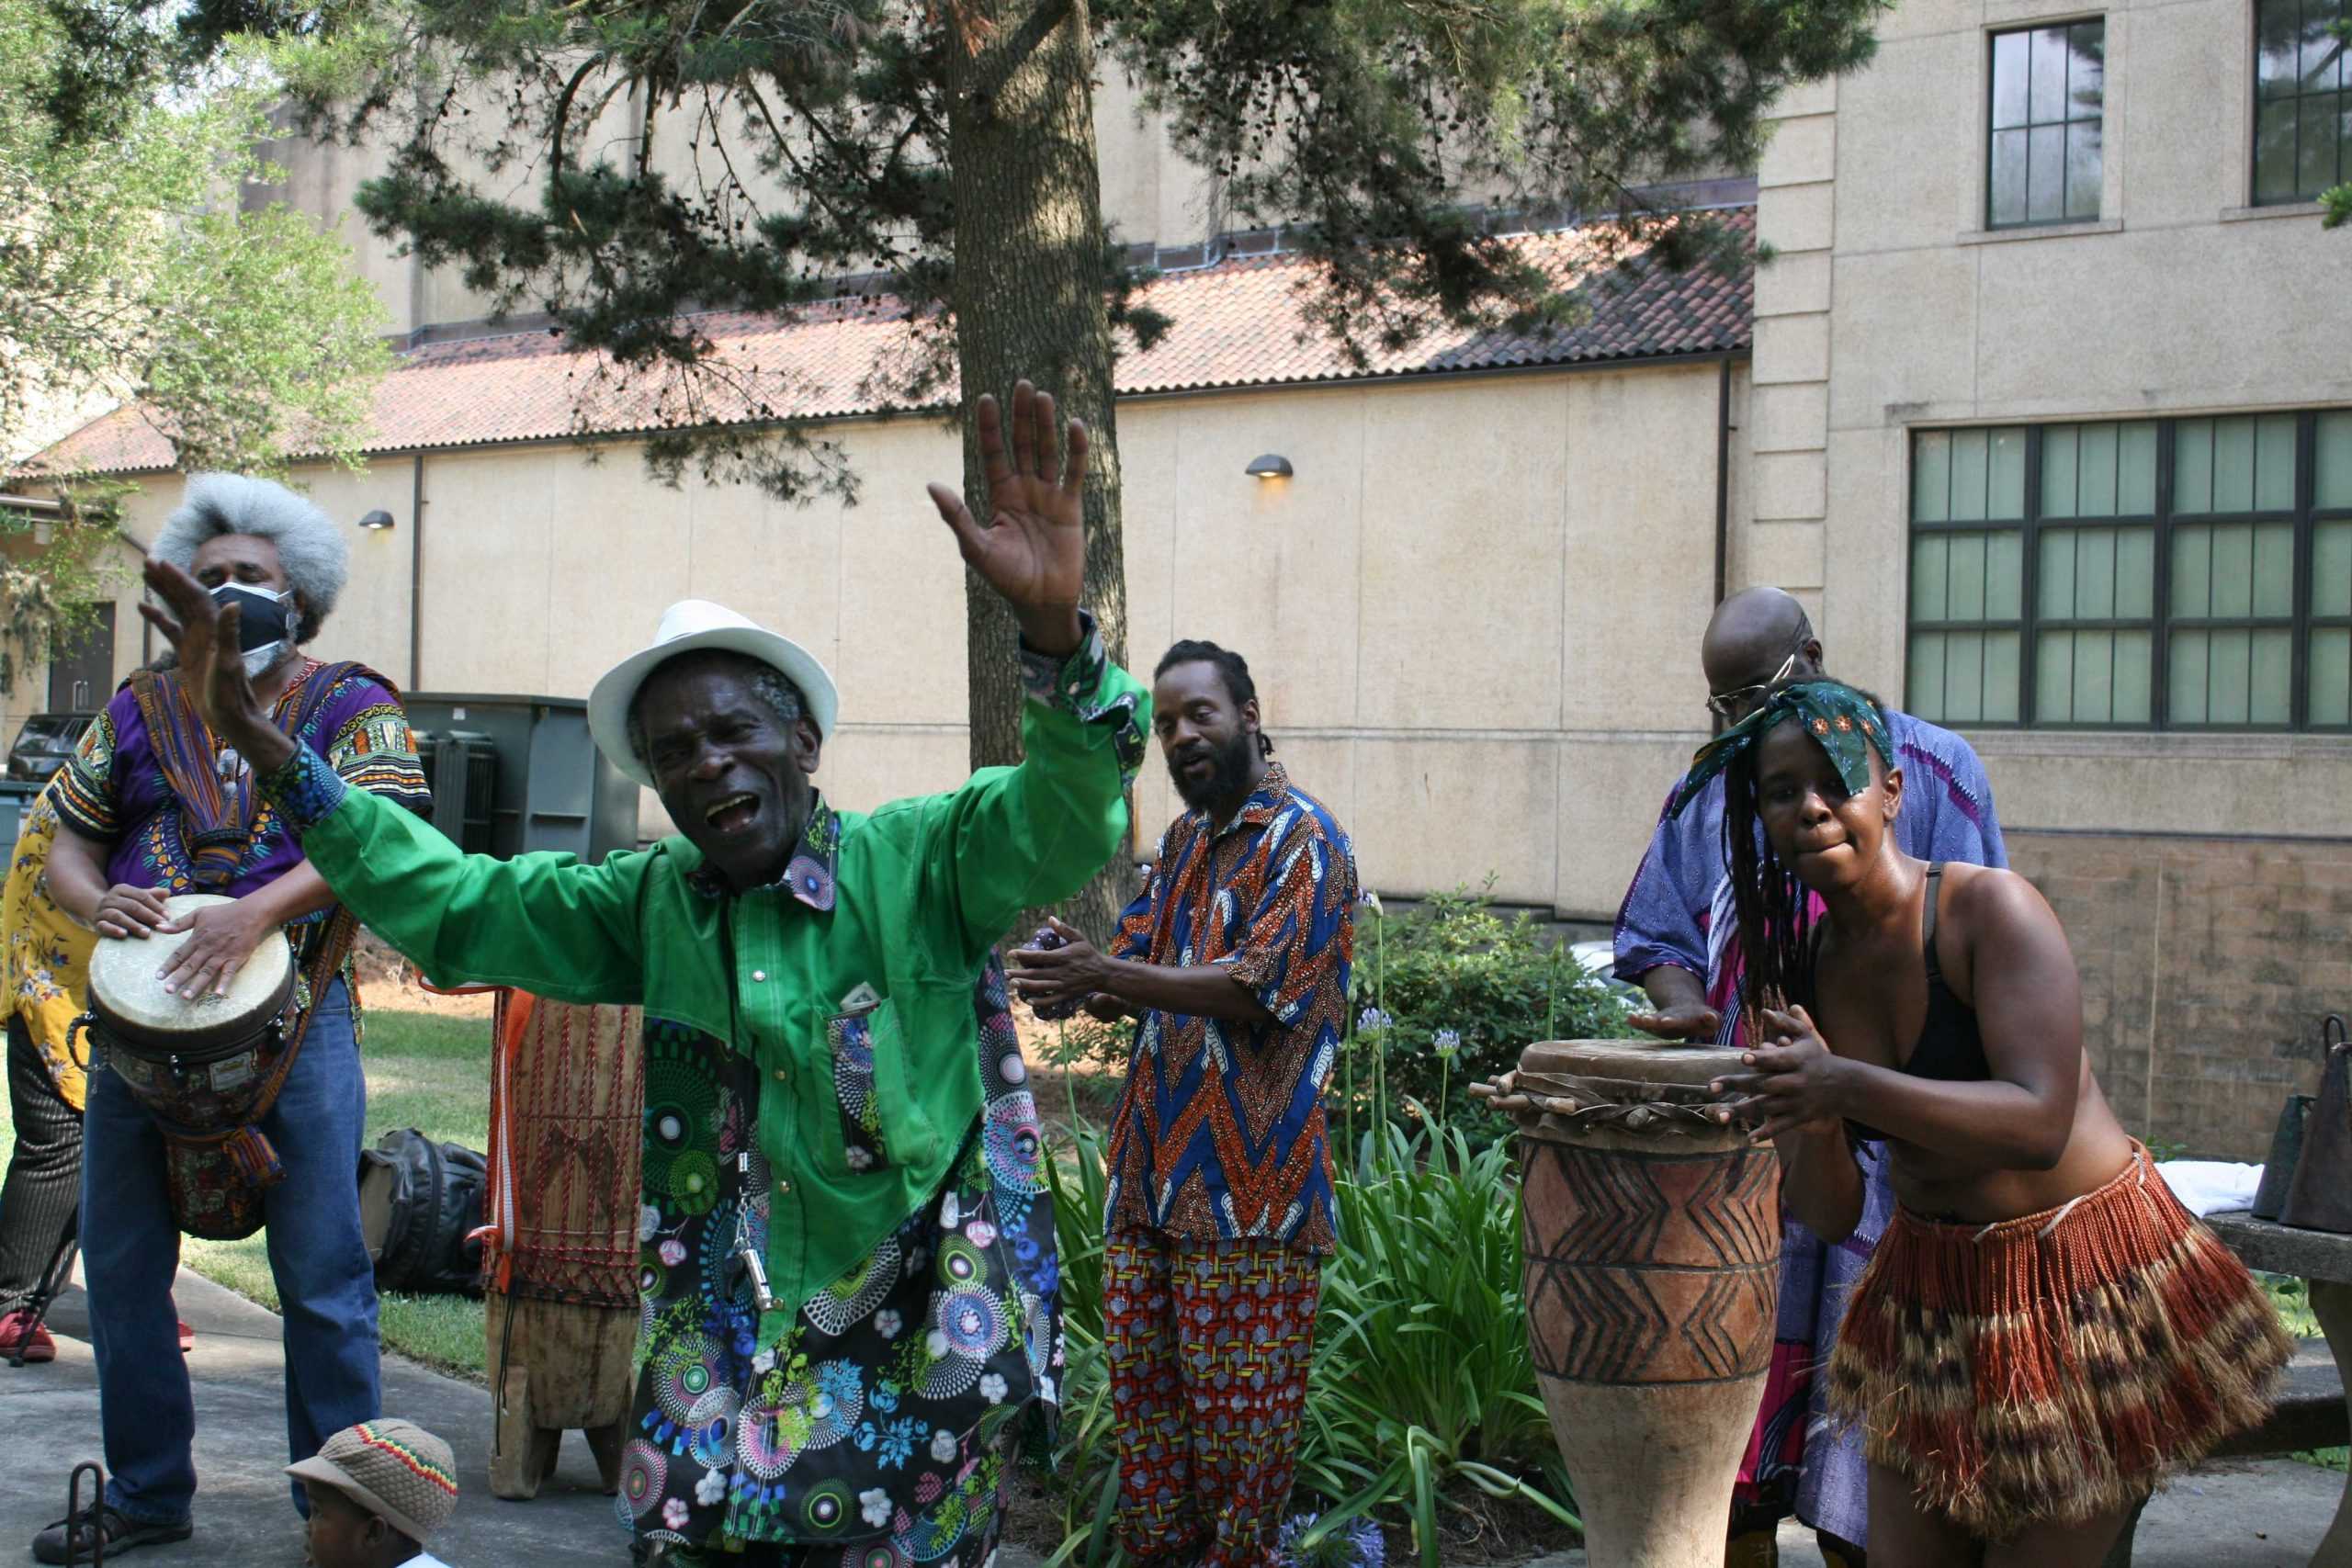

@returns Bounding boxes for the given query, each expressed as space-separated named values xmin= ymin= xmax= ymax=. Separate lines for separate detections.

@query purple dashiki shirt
xmin=52 ymin=660 xmax=428 ymax=973
xmin=1611 ymin=706 xmax=2005 ymax=1549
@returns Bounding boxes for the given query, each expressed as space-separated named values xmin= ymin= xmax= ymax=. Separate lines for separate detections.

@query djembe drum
xmin=481 ymin=990 xmax=644 ymax=1499
xmin=81 ymin=894 xmax=304 ymax=1239
xmin=1477 ymin=1041 xmax=1781 ymax=1568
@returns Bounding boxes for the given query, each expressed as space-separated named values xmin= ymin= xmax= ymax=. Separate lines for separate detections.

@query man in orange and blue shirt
xmin=1011 ymin=638 xmax=1356 ymax=1568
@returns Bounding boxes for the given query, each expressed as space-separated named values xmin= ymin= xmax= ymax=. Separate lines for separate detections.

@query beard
xmin=1167 ymin=729 xmax=1257 ymax=811
xmin=243 ymin=641 xmax=292 ymax=679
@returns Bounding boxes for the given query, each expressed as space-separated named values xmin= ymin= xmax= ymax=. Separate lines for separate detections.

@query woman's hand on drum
xmin=92 ymin=883 xmax=173 ymax=941
xmin=152 ymin=899 xmax=271 ymax=998
xmin=1710 ymin=1003 xmax=1849 ymax=1144
xmin=136 ymin=557 xmax=297 ymax=776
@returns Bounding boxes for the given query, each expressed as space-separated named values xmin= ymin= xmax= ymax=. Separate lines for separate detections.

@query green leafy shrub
xmin=1346 ymin=890 xmax=1634 ymax=1140
xmin=1040 ymin=1123 xmax=1126 ymax=1568
xmin=1035 ymin=1010 xmax=1134 ymax=1077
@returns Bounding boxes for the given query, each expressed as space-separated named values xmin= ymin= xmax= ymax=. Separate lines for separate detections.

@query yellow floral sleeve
xmin=4 ymin=777 xmax=99 ymax=1111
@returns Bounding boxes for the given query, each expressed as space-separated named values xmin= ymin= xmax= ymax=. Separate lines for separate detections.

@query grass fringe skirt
xmin=1824 ymin=1143 xmax=2291 ymax=1539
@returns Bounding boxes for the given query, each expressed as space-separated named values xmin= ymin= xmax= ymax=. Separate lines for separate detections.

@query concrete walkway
xmin=0 ymin=1269 xmax=624 ymax=1565
xmin=1537 ymin=1454 xmax=2346 ymax=1568
xmin=2 ymin=1269 xmax=2338 ymax=1565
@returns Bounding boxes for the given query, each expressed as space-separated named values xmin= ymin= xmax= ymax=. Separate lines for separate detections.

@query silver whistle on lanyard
xmin=732 ymin=1149 xmax=777 ymax=1312
xmin=736 ymin=1243 xmax=778 ymax=1313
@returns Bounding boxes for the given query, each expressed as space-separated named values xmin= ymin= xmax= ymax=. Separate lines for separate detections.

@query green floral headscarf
xmin=1670 ymin=680 xmax=1893 ymax=818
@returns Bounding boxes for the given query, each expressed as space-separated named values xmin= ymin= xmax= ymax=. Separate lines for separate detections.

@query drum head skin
xmin=1519 ymin=1039 xmax=1747 ymax=1092
xmin=87 ymin=893 xmax=296 ymax=1057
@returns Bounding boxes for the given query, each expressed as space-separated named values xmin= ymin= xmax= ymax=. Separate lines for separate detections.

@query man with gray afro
xmin=32 ymin=473 xmax=433 ymax=1563
xmin=151 ymin=473 xmax=350 ymax=650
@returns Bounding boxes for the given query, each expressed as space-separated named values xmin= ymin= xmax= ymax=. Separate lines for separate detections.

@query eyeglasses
xmin=1705 ymin=649 xmax=1799 ymax=720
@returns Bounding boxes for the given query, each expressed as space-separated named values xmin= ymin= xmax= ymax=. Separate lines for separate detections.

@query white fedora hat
xmin=586 ymin=600 xmax=839 ymax=789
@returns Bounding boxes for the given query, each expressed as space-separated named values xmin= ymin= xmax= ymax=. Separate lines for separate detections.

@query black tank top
xmin=1847 ymin=864 xmax=1993 ymax=1143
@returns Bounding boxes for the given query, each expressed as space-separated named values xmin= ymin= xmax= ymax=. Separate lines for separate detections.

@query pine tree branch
xmin=972 ymin=0 xmax=1073 ymax=107
xmin=550 ymin=57 xmax=600 ymax=170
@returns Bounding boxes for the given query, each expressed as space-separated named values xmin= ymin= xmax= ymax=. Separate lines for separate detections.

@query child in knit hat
xmin=285 ymin=1419 xmax=459 ymax=1568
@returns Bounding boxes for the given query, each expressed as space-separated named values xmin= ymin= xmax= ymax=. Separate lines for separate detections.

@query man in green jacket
xmin=137 ymin=382 xmax=1147 ymax=1568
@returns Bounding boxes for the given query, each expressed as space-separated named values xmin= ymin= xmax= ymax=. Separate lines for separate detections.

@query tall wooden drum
xmin=482 ymin=991 xmax=645 ymax=1500
xmin=1485 ymin=1041 xmax=1781 ymax=1568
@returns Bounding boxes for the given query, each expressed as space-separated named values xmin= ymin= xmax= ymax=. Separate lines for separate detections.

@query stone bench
xmin=2103 ymin=1209 xmax=2352 ymax=1568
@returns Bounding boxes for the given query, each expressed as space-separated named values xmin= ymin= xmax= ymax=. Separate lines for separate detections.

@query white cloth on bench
xmin=2156 ymin=1159 xmax=2263 ymax=1217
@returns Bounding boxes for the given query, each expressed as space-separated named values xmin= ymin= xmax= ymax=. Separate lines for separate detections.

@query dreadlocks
xmin=1722 ymin=742 xmax=1820 ymax=1031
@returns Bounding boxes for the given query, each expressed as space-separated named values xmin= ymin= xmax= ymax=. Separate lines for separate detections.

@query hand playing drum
xmin=91 ymin=884 xmax=173 ymax=941
xmin=88 ymin=878 xmax=287 ymax=998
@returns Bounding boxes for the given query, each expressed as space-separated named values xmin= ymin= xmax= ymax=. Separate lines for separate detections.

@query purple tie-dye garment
xmin=1611 ymin=707 xmax=2005 ymax=1548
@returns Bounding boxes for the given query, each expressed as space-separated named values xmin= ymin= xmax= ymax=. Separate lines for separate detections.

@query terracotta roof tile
xmin=29 ymin=208 xmax=1753 ymax=478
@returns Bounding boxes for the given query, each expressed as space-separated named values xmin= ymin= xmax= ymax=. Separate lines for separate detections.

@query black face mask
xmin=209 ymin=582 xmax=299 ymax=656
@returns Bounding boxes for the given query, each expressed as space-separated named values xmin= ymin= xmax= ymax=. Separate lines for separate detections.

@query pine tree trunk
xmin=944 ymin=0 xmax=1135 ymax=947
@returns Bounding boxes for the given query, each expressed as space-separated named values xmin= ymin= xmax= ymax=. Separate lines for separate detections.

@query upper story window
xmin=1907 ymin=412 xmax=2352 ymax=730
xmin=1988 ymin=20 xmax=2107 ymax=228
xmin=2256 ymin=0 xmax=2349 ymax=204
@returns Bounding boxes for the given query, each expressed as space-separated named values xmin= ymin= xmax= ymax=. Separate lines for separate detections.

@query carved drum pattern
xmin=1520 ymin=1136 xmax=1779 ymax=1386
xmin=1484 ymin=1040 xmax=1783 ymax=1568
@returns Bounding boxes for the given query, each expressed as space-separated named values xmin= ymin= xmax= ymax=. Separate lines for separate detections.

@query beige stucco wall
xmin=1121 ymin=367 xmax=1736 ymax=917
xmin=1754 ymin=0 xmax=2352 ymax=839
xmin=62 ymin=362 xmax=1741 ymax=918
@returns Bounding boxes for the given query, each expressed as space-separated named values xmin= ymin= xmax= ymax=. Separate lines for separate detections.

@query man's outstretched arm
xmin=138 ymin=556 xmax=648 ymax=1003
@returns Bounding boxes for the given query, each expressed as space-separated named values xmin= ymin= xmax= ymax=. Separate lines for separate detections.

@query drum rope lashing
xmin=1473 ymin=1068 xmax=1740 ymax=1134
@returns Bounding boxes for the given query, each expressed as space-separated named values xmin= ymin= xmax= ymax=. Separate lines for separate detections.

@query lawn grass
xmin=0 ymin=1006 xmax=500 ymax=1383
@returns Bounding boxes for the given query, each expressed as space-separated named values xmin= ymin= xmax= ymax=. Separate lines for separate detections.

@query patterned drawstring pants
xmin=1103 ymin=1229 xmax=1323 ymax=1568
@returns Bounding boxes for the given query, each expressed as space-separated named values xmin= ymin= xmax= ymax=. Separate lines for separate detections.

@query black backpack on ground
xmin=357 ymin=1129 xmax=487 ymax=1296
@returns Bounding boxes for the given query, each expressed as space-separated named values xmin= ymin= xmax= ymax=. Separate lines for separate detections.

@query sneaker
xmin=31 ymin=1503 xmax=193 ymax=1563
xmin=177 ymin=1319 xmax=194 ymax=1353
xmin=0 ymin=1310 xmax=56 ymax=1364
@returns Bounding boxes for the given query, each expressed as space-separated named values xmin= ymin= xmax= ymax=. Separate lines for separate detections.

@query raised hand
xmin=137 ymin=557 xmax=296 ymax=776
xmin=926 ymin=379 xmax=1087 ymax=658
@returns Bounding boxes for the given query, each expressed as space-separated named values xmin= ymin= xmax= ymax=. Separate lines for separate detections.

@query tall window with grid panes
xmin=2256 ymin=0 xmax=2349 ymax=205
xmin=1906 ymin=413 xmax=2352 ymax=729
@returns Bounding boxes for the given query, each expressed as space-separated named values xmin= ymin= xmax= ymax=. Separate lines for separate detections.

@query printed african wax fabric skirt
xmin=619 ymin=1008 xmax=1058 ymax=1560
xmin=1825 ymin=1142 xmax=2290 ymax=1539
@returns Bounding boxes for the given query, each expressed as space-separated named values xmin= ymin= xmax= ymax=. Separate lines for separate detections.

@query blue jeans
xmin=81 ymin=978 xmax=380 ymax=1524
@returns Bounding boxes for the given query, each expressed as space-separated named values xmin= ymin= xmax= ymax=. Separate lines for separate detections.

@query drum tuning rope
xmin=1474 ymin=1067 xmax=1741 ymax=1134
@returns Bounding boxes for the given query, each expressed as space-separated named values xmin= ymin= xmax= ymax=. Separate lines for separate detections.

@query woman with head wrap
xmin=1679 ymin=678 xmax=2289 ymax=1566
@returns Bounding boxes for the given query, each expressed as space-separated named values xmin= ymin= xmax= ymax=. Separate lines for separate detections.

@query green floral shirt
xmin=263 ymin=619 xmax=1147 ymax=1343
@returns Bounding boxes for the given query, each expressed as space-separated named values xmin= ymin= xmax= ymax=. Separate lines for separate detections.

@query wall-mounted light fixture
xmin=1244 ymin=453 xmax=1295 ymax=479
xmin=358 ymin=509 xmax=397 ymax=531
